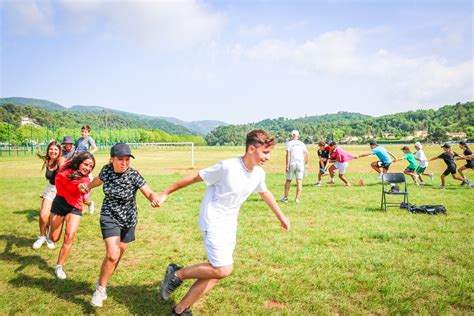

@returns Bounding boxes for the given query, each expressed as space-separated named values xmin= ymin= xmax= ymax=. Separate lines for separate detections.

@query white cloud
xmin=3 ymin=0 xmax=55 ymax=35
xmin=237 ymin=24 xmax=272 ymax=38
xmin=232 ymin=27 xmax=473 ymax=107
xmin=4 ymin=0 xmax=225 ymax=50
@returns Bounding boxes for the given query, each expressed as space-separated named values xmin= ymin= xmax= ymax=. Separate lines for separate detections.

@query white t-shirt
xmin=198 ymin=157 xmax=267 ymax=231
xmin=286 ymin=139 xmax=308 ymax=165
xmin=415 ymin=149 xmax=428 ymax=168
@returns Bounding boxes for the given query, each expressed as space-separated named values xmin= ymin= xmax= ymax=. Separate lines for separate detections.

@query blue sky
xmin=1 ymin=0 xmax=472 ymax=124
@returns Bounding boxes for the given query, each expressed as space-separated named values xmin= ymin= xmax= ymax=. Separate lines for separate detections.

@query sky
xmin=1 ymin=0 xmax=473 ymax=124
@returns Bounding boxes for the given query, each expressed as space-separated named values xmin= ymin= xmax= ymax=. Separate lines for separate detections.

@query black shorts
xmin=377 ymin=161 xmax=391 ymax=170
xmin=404 ymin=167 xmax=416 ymax=173
xmin=51 ymin=196 xmax=82 ymax=217
xmin=464 ymin=163 xmax=474 ymax=169
xmin=442 ymin=165 xmax=457 ymax=176
xmin=100 ymin=214 xmax=136 ymax=243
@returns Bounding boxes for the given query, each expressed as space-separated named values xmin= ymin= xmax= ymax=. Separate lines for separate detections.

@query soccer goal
xmin=127 ymin=142 xmax=195 ymax=168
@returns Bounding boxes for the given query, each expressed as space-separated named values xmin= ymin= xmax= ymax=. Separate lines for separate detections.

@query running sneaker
xmin=172 ymin=307 xmax=193 ymax=316
xmin=32 ymin=236 xmax=46 ymax=250
xmin=419 ymin=182 xmax=426 ymax=185
xmin=55 ymin=265 xmax=67 ymax=279
xmin=315 ymin=182 xmax=321 ymax=187
xmin=91 ymin=284 xmax=108 ymax=307
xmin=375 ymin=173 xmax=383 ymax=179
xmin=46 ymin=238 xmax=55 ymax=249
xmin=428 ymin=173 xmax=434 ymax=180
xmin=280 ymin=197 xmax=288 ymax=203
xmin=439 ymin=185 xmax=445 ymax=190
xmin=89 ymin=201 xmax=95 ymax=214
xmin=160 ymin=263 xmax=183 ymax=301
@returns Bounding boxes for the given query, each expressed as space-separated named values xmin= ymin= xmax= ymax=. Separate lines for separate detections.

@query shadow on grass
xmin=9 ymin=274 xmax=176 ymax=314
xmin=0 ymin=234 xmax=51 ymax=273
xmin=13 ymin=209 xmax=38 ymax=223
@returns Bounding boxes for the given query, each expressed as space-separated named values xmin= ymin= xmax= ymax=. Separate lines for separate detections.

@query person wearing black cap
xmin=78 ymin=142 xmax=160 ymax=308
xmin=428 ymin=143 xmax=469 ymax=189
xmin=455 ymin=141 xmax=473 ymax=186
xmin=354 ymin=142 xmax=397 ymax=179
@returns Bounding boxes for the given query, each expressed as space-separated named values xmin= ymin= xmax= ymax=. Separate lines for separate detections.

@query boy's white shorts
xmin=334 ymin=161 xmax=349 ymax=174
xmin=201 ymin=229 xmax=236 ymax=268
xmin=286 ymin=162 xmax=305 ymax=180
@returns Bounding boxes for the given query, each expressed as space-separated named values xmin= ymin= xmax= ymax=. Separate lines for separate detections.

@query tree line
xmin=205 ymin=102 xmax=473 ymax=145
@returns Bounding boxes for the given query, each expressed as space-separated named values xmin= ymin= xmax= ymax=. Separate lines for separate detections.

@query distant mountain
xmin=0 ymin=98 xmax=227 ymax=134
xmin=0 ymin=97 xmax=65 ymax=111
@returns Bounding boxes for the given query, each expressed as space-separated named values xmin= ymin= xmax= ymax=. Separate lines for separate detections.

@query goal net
xmin=127 ymin=142 xmax=195 ymax=169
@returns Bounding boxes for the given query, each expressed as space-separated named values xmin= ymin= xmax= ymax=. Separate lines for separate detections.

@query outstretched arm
xmin=355 ymin=152 xmax=372 ymax=159
xmin=153 ymin=172 xmax=203 ymax=207
xmin=139 ymin=184 xmax=159 ymax=206
xmin=79 ymin=176 xmax=103 ymax=193
xmin=428 ymin=156 xmax=439 ymax=162
xmin=387 ymin=151 xmax=397 ymax=160
xmin=259 ymin=190 xmax=290 ymax=231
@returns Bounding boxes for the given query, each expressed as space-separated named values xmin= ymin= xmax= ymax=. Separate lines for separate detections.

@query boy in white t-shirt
xmin=154 ymin=129 xmax=290 ymax=316
xmin=413 ymin=142 xmax=434 ymax=185
xmin=281 ymin=130 xmax=308 ymax=203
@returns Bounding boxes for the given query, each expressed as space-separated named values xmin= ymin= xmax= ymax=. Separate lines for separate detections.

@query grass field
xmin=0 ymin=144 xmax=472 ymax=314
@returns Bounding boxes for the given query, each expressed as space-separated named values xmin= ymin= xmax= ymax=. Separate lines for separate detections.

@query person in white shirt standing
xmin=414 ymin=142 xmax=434 ymax=185
xmin=280 ymin=130 xmax=308 ymax=203
xmin=155 ymin=129 xmax=290 ymax=316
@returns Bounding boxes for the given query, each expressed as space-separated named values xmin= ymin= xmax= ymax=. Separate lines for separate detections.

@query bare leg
xmin=39 ymin=199 xmax=53 ymax=236
xmin=56 ymin=213 xmax=81 ymax=266
xmin=452 ymin=173 xmax=465 ymax=182
xmin=174 ymin=263 xmax=233 ymax=313
xmin=295 ymin=179 xmax=303 ymax=200
xmin=49 ymin=213 xmax=65 ymax=242
xmin=440 ymin=175 xmax=446 ymax=186
xmin=418 ymin=174 xmax=424 ymax=182
xmin=370 ymin=161 xmax=381 ymax=173
xmin=339 ymin=174 xmax=350 ymax=186
xmin=283 ymin=180 xmax=291 ymax=198
xmin=327 ymin=165 xmax=336 ymax=183
xmin=458 ymin=166 xmax=467 ymax=179
xmin=98 ymin=237 xmax=129 ymax=288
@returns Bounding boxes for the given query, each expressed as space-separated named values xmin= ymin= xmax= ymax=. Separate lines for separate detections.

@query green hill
xmin=0 ymin=98 xmax=226 ymax=134
xmin=205 ymin=102 xmax=474 ymax=145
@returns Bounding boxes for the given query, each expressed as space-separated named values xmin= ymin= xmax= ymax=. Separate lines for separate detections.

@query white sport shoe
xmin=32 ymin=236 xmax=46 ymax=250
xmin=315 ymin=182 xmax=321 ymax=187
xmin=439 ymin=185 xmax=445 ymax=190
xmin=419 ymin=182 xmax=426 ymax=185
xmin=91 ymin=285 xmax=108 ymax=307
xmin=89 ymin=201 xmax=95 ymax=214
xmin=55 ymin=265 xmax=67 ymax=280
xmin=375 ymin=173 xmax=383 ymax=179
xmin=280 ymin=197 xmax=288 ymax=203
xmin=429 ymin=173 xmax=434 ymax=180
xmin=46 ymin=238 xmax=55 ymax=249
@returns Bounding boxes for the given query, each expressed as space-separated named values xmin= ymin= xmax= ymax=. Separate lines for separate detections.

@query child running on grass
xmin=78 ymin=143 xmax=159 ymax=308
xmin=413 ymin=142 xmax=434 ymax=185
xmin=155 ymin=129 xmax=290 ymax=316
xmin=315 ymin=141 xmax=330 ymax=186
xmin=428 ymin=143 xmax=469 ymax=189
xmin=394 ymin=146 xmax=419 ymax=185
xmin=455 ymin=141 xmax=473 ymax=186
xmin=49 ymin=152 xmax=95 ymax=279
xmin=354 ymin=142 xmax=397 ymax=179
xmin=32 ymin=140 xmax=62 ymax=250
xmin=326 ymin=141 xmax=354 ymax=187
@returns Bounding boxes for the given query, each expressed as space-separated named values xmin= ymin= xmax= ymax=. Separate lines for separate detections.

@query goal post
xmin=127 ymin=142 xmax=195 ymax=169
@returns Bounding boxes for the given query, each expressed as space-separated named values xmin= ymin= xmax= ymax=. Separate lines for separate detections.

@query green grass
xmin=0 ymin=145 xmax=473 ymax=314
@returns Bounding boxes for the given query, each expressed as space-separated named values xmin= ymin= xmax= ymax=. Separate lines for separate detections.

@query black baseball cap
xmin=369 ymin=141 xmax=377 ymax=146
xmin=441 ymin=143 xmax=451 ymax=148
xmin=110 ymin=142 xmax=135 ymax=158
xmin=459 ymin=140 xmax=467 ymax=146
